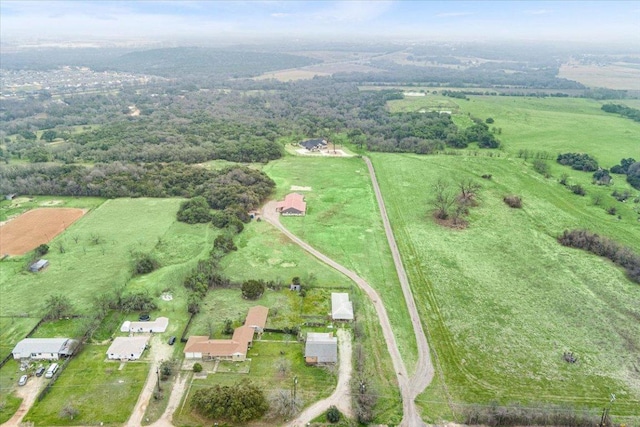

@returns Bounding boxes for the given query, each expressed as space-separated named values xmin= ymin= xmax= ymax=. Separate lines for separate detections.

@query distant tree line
xmin=558 ymin=229 xmax=640 ymax=283
xmin=0 ymin=163 xmax=275 ymax=211
xmin=601 ymin=103 xmax=640 ymax=122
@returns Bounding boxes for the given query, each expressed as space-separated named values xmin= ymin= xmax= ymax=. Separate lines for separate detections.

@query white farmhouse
xmin=106 ymin=336 xmax=149 ymax=361
xmin=12 ymin=338 xmax=78 ymax=361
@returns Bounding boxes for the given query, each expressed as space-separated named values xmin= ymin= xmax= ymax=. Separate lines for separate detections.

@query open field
xmin=262 ymin=156 xmax=417 ymax=371
xmin=0 ymin=207 xmax=86 ymax=255
xmin=23 ymin=344 xmax=149 ymax=425
xmin=387 ymin=95 xmax=640 ymax=167
xmin=559 ymin=62 xmax=640 ymax=90
xmin=370 ymin=152 xmax=640 ymax=420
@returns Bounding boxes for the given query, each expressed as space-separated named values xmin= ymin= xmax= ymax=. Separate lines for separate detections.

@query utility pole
xmin=293 ymin=376 xmax=298 ymax=401
xmin=599 ymin=393 xmax=615 ymax=427
xmin=156 ymin=366 xmax=162 ymax=392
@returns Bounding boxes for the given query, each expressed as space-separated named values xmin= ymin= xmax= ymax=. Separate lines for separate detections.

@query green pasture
xmin=387 ymin=95 xmax=640 ymax=167
xmin=370 ymin=153 xmax=640 ymax=419
xmin=0 ymin=317 xmax=39 ymax=362
xmin=24 ymin=344 xmax=149 ymax=425
xmin=262 ymin=156 xmax=418 ymax=374
xmin=0 ymin=198 xmax=205 ymax=316
xmin=175 ymin=340 xmax=337 ymax=426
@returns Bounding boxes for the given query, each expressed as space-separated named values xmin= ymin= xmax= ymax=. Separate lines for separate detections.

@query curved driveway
xmin=263 ymin=178 xmax=429 ymax=427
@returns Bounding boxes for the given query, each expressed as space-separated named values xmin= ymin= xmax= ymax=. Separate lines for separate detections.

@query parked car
xmin=45 ymin=363 xmax=59 ymax=379
xmin=139 ymin=313 xmax=150 ymax=321
xmin=18 ymin=375 xmax=28 ymax=386
xmin=35 ymin=366 xmax=46 ymax=377
xmin=168 ymin=336 xmax=176 ymax=345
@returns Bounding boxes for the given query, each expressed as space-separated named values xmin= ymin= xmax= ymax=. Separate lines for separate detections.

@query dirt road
xmin=364 ymin=157 xmax=434 ymax=415
xmin=124 ymin=334 xmax=175 ymax=427
xmin=285 ymin=328 xmax=353 ymax=427
xmin=263 ymin=202 xmax=420 ymax=426
xmin=1 ymin=374 xmax=42 ymax=426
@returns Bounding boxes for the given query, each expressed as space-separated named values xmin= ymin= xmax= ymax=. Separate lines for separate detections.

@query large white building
xmin=120 ymin=317 xmax=169 ymax=333
xmin=12 ymin=338 xmax=78 ymax=360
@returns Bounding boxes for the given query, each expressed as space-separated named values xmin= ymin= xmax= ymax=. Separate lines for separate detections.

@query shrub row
xmin=558 ymin=229 xmax=640 ymax=283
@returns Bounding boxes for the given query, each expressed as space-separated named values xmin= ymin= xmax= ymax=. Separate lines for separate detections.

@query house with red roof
xmin=276 ymin=193 xmax=306 ymax=216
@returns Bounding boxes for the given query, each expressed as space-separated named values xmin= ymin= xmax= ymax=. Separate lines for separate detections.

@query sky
xmin=1 ymin=1 xmax=639 ymax=44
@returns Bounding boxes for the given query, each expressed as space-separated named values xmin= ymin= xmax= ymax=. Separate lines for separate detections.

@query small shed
xmin=29 ymin=259 xmax=49 ymax=272
xmin=106 ymin=336 xmax=149 ymax=361
xmin=304 ymin=332 xmax=337 ymax=364
xmin=331 ymin=293 xmax=354 ymax=321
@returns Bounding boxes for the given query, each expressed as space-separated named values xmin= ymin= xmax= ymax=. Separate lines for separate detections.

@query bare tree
xmin=275 ymin=357 xmax=291 ymax=377
xmin=457 ymin=178 xmax=481 ymax=205
xmin=430 ymin=179 xmax=456 ymax=219
xmin=59 ymin=402 xmax=79 ymax=420
xmin=268 ymin=389 xmax=303 ymax=418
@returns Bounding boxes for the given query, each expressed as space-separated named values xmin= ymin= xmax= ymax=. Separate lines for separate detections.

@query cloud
xmin=270 ymin=12 xmax=290 ymax=18
xmin=525 ymin=9 xmax=551 ymax=15
xmin=312 ymin=1 xmax=394 ymax=23
xmin=435 ymin=12 xmax=475 ymax=18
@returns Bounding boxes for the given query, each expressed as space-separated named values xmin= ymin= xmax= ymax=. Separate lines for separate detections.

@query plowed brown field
xmin=0 ymin=208 xmax=86 ymax=256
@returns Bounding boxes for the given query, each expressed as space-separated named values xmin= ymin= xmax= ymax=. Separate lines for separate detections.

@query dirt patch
xmin=0 ymin=208 xmax=86 ymax=256
xmin=433 ymin=214 xmax=468 ymax=230
xmin=39 ymin=200 xmax=63 ymax=206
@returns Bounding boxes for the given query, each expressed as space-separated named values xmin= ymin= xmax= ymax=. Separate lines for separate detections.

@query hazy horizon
xmin=2 ymin=0 xmax=640 ymax=47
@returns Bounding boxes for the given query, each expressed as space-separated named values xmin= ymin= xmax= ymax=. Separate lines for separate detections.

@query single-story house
xmin=184 ymin=306 xmax=269 ymax=362
xmin=276 ymin=193 xmax=306 ymax=216
xmin=304 ymin=332 xmax=337 ymax=364
xmin=106 ymin=336 xmax=149 ymax=361
xmin=12 ymin=338 xmax=78 ymax=360
xmin=244 ymin=306 xmax=268 ymax=333
xmin=300 ymin=138 xmax=328 ymax=151
xmin=331 ymin=293 xmax=354 ymax=321
xmin=120 ymin=317 xmax=169 ymax=333
xmin=184 ymin=336 xmax=247 ymax=361
xmin=29 ymin=259 xmax=49 ymax=272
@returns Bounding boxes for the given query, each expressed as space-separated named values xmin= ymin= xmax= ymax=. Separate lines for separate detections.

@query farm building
xmin=12 ymin=338 xmax=78 ymax=361
xmin=276 ymin=193 xmax=306 ymax=216
xmin=29 ymin=259 xmax=49 ymax=272
xmin=331 ymin=293 xmax=354 ymax=321
xmin=184 ymin=306 xmax=268 ymax=361
xmin=300 ymin=138 xmax=328 ymax=151
xmin=304 ymin=332 xmax=337 ymax=364
xmin=120 ymin=317 xmax=169 ymax=333
xmin=106 ymin=336 xmax=149 ymax=361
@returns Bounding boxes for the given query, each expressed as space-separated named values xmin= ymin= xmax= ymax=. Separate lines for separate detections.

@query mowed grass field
xmin=370 ymin=152 xmax=640 ymax=419
xmin=387 ymin=95 xmax=640 ymax=167
xmin=23 ymin=344 xmax=148 ymax=425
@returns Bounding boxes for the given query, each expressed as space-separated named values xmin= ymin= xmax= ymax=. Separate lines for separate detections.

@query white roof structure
xmin=120 ymin=317 xmax=169 ymax=333
xmin=331 ymin=293 xmax=354 ymax=320
xmin=12 ymin=338 xmax=77 ymax=359
xmin=305 ymin=332 xmax=337 ymax=364
xmin=107 ymin=336 xmax=149 ymax=360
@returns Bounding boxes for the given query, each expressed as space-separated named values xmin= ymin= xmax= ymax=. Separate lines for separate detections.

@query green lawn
xmin=262 ymin=156 xmax=418 ymax=374
xmin=387 ymin=95 xmax=640 ymax=167
xmin=0 ymin=198 xmax=204 ymax=317
xmin=175 ymin=340 xmax=337 ymax=426
xmin=24 ymin=344 xmax=149 ymax=425
xmin=370 ymin=152 xmax=640 ymax=419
